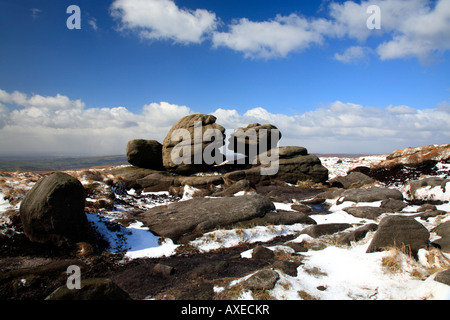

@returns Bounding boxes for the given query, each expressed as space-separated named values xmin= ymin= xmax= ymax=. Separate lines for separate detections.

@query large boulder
xmin=139 ymin=194 xmax=275 ymax=243
xmin=19 ymin=172 xmax=95 ymax=246
xmin=162 ymin=114 xmax=225 ymax=175
xmin=366 ymin=215 xmax=429 ymax=256
xmin=126 ymin=139 xmax=163 ymax=170
xmin=228 ymin=123 xmax=282 ymax=165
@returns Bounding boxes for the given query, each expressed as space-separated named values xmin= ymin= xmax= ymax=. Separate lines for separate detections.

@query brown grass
xmin=298 ymin=290 xmax=319 ymax=300
xmin=381 ymin=245 xmax=428 ymax=279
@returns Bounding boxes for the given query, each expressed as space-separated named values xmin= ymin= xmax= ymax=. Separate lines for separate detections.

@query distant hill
xmin=0 ymin=155 xmax=128 ymax=172
xmin=0 ymin=153 xmax=380 ymax=172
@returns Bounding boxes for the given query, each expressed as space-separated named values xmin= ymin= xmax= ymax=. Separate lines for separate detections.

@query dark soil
xmin=351 ymin=161 xmax=449 ymax=187
xmin=0 ymin=227 xmax=298 ymax=300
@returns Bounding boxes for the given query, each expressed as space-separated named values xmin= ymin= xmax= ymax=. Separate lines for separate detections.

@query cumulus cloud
xmin=215 ymin=101 xmax=450 ymax=154
xmin=334 ymin=46 xmax=372 ymax=63
xmin=374 ymin=0 xmax=450 ymax=63
xmin=212 ymin=14 xmax=328 ymax=59
xmin=110 ymin=0 xmax=217 ymax=44
xmin=0 ymin=89 xmax=192 ymax=156
xmin=0 ymin=88 xmax=449 ymax=156
xmin=110 ymin=0 xmax=450 ymax=63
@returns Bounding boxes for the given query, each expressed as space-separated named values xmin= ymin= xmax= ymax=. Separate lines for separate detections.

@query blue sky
xmin=0 ymin=0 xmax=449 ymax=156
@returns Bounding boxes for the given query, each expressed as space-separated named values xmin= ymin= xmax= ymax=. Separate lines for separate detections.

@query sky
xmin=0 ymin=0 xmax=449 ymax=157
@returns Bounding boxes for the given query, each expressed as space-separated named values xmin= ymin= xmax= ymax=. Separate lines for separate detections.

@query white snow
xmin=270 ymin=244 xmax=450 ymax=300
xmin=320 ymin=155 xmax=387 ymax=180
xmin=0 ymin=192 xmax=10 ymax=213
xmin=273 ymin=202 xmax=296 ymax=211
xmin=87 ymin=214 xmax=179 ymax=259
xmin=180 ymin=185 xmax=200 ymax=201
xmin=413 ymin=182 xmax=450 ymax=202
xmin=190 ymin=223 xmax=308 ymax=252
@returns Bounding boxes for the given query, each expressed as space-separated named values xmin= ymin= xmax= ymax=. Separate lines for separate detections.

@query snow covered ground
xmin=320 ymin=155 xmax=387 ymax=180
xmin=1 ymin=155 xmax=449 ymax=300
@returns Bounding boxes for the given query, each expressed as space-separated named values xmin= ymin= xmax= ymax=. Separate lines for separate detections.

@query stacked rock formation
xmin=124 ymin=113 xmax=329 ymax=185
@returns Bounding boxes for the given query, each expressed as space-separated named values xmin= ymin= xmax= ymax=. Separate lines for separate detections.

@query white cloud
xmin=371 ymin=0 xmax=450 ymax=63
xmin=110 ymin=0 xmax=217 ymax=44
xmin=214 ymin=101 xmax=450 ymax=154
xmin=212 ymin=14 xmax=327 ymax=59
xmin=334 ymin=46 xmax=372 ymax=63
xmin=108 ymin=0 xmax=450 ymax=63
xmin=330 ymin=0 xmax=450 ymax=64
xmin=30 ymin=8 xmax=42 ymax=20
xmin=0 ymin=89 xmax=449 ymax=156
xmin=386 ymin=105 xmax=418 ymax=114
xmin=88 ymin=18 xmax=98 ymax=31
xmin=210 ymin=0 xmax=450 ymax=62
xmin=0 ymin=89 xmax=84 ymax=110
xmin=0 ymin=89 xmax=192 ymax=156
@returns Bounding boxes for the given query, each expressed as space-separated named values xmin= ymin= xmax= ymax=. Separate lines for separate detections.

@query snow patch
xmin=271 ymin=245 xmax=450 ymax=300
xmin=87 ymin=214 xmax=178 ymax=259
xmin=414 ymin=182 xmax=450 ymax=202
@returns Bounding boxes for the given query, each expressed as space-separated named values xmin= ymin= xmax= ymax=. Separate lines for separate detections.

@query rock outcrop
xmin=162 ymin=114 xmax=226 ymax=175
xmin=224 ymin=149 xmax=328 ymax=185
xmin=228 ymin=123 xmax=282 ymax=165
xmin=372 ymin=143 xmax=450 ymax=169
xmin=126 ymin=139 xmax=164 ymax=170
xmin=19 ymin=172 xmax=95 ymax=246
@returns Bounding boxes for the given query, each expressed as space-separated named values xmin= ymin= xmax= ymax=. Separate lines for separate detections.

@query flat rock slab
xmin=338 ymin=187 xmax=403 ymax=203
xmin=139 ymin=194 xmax=275 ymax=243
xmin=299 ymin=223 xmax=353 ymax=238
xmin=343 ymin=206 xmax=384 ymax=219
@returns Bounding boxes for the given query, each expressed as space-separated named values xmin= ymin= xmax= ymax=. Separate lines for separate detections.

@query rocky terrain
xmin=0 ymin=115 xmax=449 ymax=300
